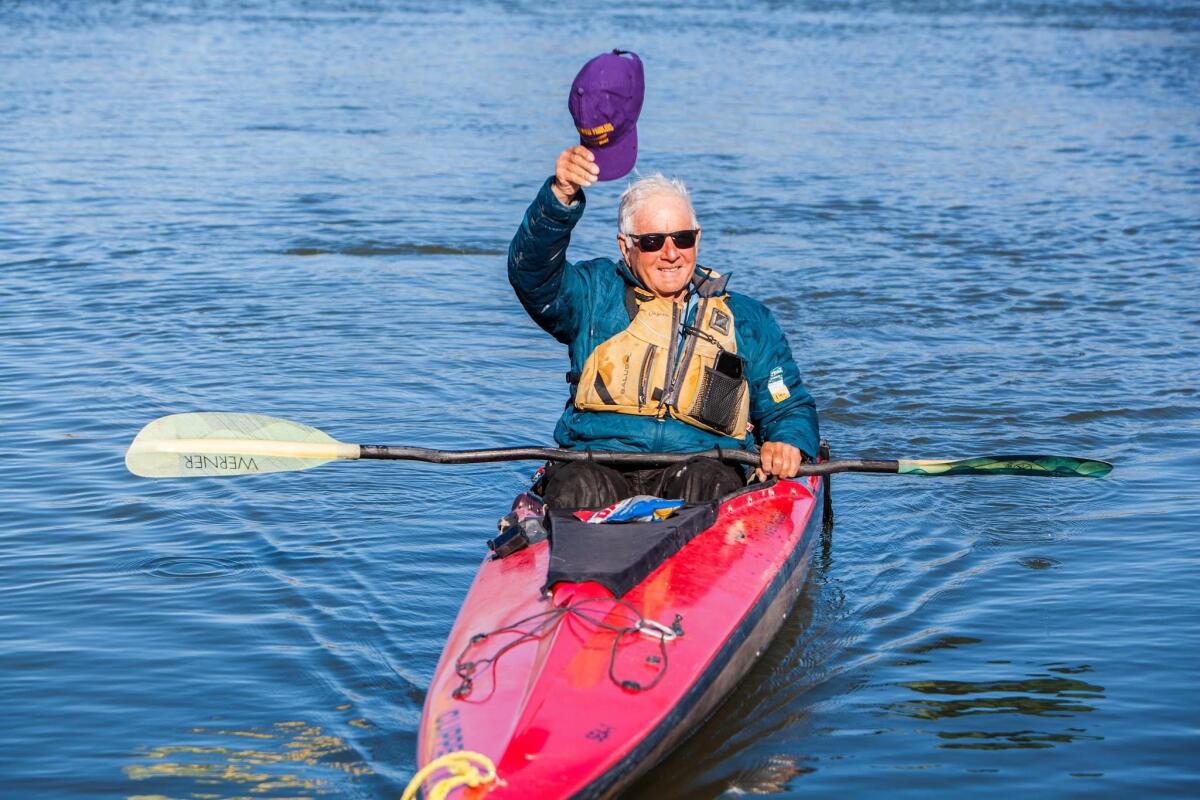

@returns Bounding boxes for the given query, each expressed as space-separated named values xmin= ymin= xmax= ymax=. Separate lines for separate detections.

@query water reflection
xmin=906 ymin=635 xmax=984 ymax=655
xmin=888 ymin=668 xmax=1105 ymax=751
xmin=725 ymin=753 xmax=816 ymax=794
xmin=125 ymin=719 xmax=371 ymax=796
xmin=936 ymin=728 xmax=1102 ymax=750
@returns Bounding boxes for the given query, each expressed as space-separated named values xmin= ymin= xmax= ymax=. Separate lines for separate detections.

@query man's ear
xmin=617 ymin=233 xmax=631 ymax=264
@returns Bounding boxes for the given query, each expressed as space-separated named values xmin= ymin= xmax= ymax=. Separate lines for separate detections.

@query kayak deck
xmin=417 ymin=476 xmax=824 ymax=799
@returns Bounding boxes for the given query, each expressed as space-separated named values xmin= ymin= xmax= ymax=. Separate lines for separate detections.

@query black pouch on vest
xmin=691 ymin=351 xmax=746 ymax=435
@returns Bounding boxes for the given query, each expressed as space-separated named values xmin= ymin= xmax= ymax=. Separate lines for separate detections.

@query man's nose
xmin=661 ymin=238 xmax=680 ymax=259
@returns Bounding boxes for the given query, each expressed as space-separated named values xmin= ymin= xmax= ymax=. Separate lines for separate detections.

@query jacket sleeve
xmin=741 ymin=301 xmax=820 ymax=458
xmin=507 ymin=177 xmax=588 ymax=345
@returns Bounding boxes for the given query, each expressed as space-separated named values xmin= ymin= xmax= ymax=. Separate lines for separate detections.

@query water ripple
xmin=122 ymin=555 xmax=261 ymax=581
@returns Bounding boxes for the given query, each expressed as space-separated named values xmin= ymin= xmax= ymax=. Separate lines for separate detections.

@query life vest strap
xmin=624 ymin=284 xmax=640 ymax=321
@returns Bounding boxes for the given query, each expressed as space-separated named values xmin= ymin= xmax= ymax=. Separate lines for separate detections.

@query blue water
xmin=2 ymin=1 xmax=1198 ymax=797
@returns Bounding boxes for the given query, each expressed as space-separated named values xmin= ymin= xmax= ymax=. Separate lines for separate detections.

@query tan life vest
xmin=573 ymin=275 xmax=751 ymax=438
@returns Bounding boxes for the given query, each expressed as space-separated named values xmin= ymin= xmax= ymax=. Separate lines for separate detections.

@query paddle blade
xmin=898 ymin=455 xmax=1113 ymax=478
xmin=125 ymin=412 xmax=359 ymax=478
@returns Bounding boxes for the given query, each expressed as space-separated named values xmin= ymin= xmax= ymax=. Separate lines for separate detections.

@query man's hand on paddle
xmin=756 ymin=441 xmax=804 ymax=480
xmin=552 ymin=145 xmax=599 ymax=205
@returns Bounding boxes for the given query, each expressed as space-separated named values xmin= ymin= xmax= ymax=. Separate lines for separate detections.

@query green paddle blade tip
xmin=898 ymin=455 xmax=1113 ymax=478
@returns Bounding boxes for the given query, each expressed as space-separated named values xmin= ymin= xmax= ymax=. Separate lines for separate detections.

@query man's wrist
xmin=551 ymin=180 xmax=580 ymax=206
xmin=536 ymin=176 xmax=586 ymax=224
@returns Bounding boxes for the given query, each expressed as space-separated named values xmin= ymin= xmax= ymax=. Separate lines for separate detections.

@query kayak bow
xmin=415 ymin=475 xmax=825 ymax=798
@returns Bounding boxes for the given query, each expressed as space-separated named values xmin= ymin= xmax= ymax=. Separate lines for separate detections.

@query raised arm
xmin=507 ymin=147 xmax=600 ymax=343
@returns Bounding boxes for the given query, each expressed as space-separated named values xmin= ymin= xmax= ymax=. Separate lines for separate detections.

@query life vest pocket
xmin=576 ymin=331 xmax=668 ymax=416
xmin=689 ymin=363 xmax=747 ymax=436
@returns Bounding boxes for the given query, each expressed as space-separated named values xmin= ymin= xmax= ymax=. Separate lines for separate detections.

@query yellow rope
xmin=401 ymin=751 xmax=498 ymax=800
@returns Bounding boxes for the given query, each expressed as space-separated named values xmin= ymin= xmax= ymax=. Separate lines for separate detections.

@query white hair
xmin=617 ymin=173 xmax=700 ymax=236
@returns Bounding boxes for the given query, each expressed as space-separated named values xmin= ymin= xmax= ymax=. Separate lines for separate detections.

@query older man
xmin=508 ymin=146 xmax=819 ymax=508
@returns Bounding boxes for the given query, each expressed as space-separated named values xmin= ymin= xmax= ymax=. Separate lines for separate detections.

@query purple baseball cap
xmin=568 ymin=50 xmax=644 ymax=181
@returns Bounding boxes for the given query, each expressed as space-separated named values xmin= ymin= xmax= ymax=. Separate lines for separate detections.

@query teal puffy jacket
xmin=508 ymin=178 xmax=819 ymax=457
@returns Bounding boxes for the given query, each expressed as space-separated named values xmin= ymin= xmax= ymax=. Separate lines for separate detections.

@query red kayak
xmin=415 ymin=474 xmax=826 ymax=799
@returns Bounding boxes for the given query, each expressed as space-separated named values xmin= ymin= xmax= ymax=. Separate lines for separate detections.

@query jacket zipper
xmin=656 ymin=302 xmax=681 ymax=419
xmin=638 ymin=345 xmax=656 ymax=410
xmin=664 ymin=297 xmax=709 ymax=409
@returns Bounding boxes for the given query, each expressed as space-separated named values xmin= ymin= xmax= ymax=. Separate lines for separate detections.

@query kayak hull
xmin=585 ymin=483 xmax=823 ymax=798
xmin=417 ymin=476 xmax=825 ymax=799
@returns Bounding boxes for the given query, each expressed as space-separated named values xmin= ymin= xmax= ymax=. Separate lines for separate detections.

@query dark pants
xmin=539 ymin=457 xmax=745 ymax=509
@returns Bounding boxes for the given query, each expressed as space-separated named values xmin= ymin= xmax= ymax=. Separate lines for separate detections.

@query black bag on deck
xmin=543 ymin=502 xmax=718 ymax=597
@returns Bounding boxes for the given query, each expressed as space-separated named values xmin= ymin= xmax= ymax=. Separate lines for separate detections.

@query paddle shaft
xmin=358 ymin=444 xmax=901 ymax=475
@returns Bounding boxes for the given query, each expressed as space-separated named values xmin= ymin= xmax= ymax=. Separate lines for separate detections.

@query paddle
xmin=124 ymin=412 xmax=1113 ymax=480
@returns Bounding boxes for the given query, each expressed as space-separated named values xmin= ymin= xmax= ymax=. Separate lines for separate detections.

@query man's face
xmin=617 ymin=193 xmax=701 ymax=301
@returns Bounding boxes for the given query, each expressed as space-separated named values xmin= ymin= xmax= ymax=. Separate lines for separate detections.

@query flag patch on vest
xmin=768 ymin=366 xmax=790 ymax=403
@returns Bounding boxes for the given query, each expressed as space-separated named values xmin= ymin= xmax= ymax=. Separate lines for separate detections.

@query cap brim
xmin=585 ymin=126 xmax=637 ymax=182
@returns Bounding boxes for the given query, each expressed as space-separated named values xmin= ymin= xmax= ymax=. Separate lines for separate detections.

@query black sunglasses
xmin=627 ymin=229 xmax=699 ymax=252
